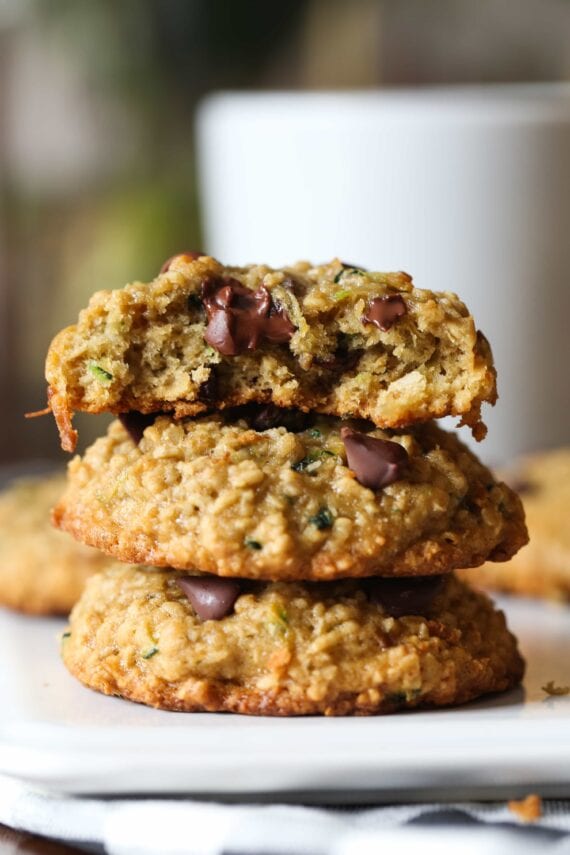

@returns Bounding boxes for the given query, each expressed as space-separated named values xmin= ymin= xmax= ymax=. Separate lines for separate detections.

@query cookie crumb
xmin=542 ymin=680 xmax=570 ymax=696
xmin=508 ymin=794 xmax=542 ymax=823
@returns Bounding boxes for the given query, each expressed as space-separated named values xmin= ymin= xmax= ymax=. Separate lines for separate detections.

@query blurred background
xmin=1 ymin=0 xmax=569 ymax=464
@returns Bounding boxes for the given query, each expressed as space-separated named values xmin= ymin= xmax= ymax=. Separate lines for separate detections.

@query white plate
xmin=0 ymin=596 xmax=569 ymax=801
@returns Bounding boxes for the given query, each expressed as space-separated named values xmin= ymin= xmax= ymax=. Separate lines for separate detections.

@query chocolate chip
xmin=188 ymin=293 xmax=204 ymax=312
xmin=246 ymin=404 xmax=285 ymax=431
xmin=365 ymin=575 xmax=444 ymax=617
xmin=341 ymin=427 xmax=408 ymax=489
xmin=362 ymin=295 xmax=407 ymax=332
xmin=118 ymin=412 xmax=157 ymax=444
xmin=202 ymin=277 xmax=295 ymax=356
xmin=318 ymin=344 xmax=363 ymax=374
xmin=197 ymin=371 xmax=218 ymax=404
xmin=160 ymin=251 xmax=203 ymax=273
xmin=241 ymin=404 xmax=313 ymax=433
xmin=343 ymin=417 xmax=376 ymax=433
xmin=177 ymin=576 xmax=241 ymax=621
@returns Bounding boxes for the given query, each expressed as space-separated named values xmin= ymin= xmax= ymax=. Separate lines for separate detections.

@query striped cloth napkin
xmin=1 ymin=775 xmax=570 ymax=854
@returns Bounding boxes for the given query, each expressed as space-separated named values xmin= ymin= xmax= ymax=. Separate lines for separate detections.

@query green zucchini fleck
xmin=89 ymin=363 xmax=113 ymax=383
xmin=333 ymin=267 xmax=364 ymax=284
xmin=291 ymin=449 xmax=335 ymax=473
xmin=142 ymin=646 xmax=159 ymax=660
xmin=244 ymin=536 xmax=262 ymax=550
xmin=268 ymin=604 xmax=290 ymax=636
xmin=308 ymin=507 xmax=334 ymax=530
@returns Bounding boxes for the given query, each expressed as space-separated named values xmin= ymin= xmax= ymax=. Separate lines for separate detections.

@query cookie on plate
xmin=61 ymin=566 xmax=524 ymax=715
xmin=463 ymin=448 xmax=570 ymax=601
xmin=45 ymin=255 xmax=496 ymax=451
xmin=53 ymin=410 xmax=527 ymax=581
xmin=0 ymin=473 xmax=111 ymax=615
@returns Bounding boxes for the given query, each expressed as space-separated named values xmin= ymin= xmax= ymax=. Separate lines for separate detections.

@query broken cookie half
xmin=44 ymin=254 xmax=496 ymax=451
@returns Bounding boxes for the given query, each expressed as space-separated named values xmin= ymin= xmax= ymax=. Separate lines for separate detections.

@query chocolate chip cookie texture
xmin=53 ymin=414 xmax=526 ymax=581
xmin=0 ymin=473 xmax=112 ymax=615
xmin=62 ymin=567 xmax=524 ymax=715
xmin=463 ymin=448 xmax=570 ymax=601
xmin=48 ymin=253 xmax=526 ymax=715
xmin=45 ymin=255 xmax=496 ymax=452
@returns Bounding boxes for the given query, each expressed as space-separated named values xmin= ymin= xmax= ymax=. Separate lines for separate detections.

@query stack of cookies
xmin=44 ymin=255 xmax=528 ymax=715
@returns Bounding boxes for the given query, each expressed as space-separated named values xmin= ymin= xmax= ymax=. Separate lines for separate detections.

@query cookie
xmin=44 ymin=255 xmax=496 ymax=452
xmin=0 ymin=473 xmax=111 ymax=615
xmin=61 ymin=566 xmax=524 ymax=715
xmin=52 ymin=411 xmax=527 ymax=581
xmin=463 ymin=448 xmax=570 ymax=601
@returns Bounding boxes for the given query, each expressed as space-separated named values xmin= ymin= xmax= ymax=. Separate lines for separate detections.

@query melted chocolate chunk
xmin=118 ymin=412 xmax=157 ymax=445
xmin=241 ymin=404 xmax=313 ymax=433
xmin=362 ymin=295 xmax=407 ymax=332
xmin=202 ymin=277 xmax=295 ymax=356
xmin=341 ymin=427 xmax=408 ymax=489
xmin=177 ymin=576 xmax=241 ymax=621
xmin=365 ymin=576 xmax=444 ymax=617
xmin=160 ymin=251 xmax=203 ymax=273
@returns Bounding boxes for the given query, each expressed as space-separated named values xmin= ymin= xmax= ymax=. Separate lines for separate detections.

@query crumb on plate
xmin=542 ymin=681 xmax=570 ymax=697
xmin=508 ymin=794 xmax=542 ymax=823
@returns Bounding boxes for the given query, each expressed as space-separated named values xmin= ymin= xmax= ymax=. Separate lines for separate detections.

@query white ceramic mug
xmin=197 ymin=84 xmax=570 ymax=463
